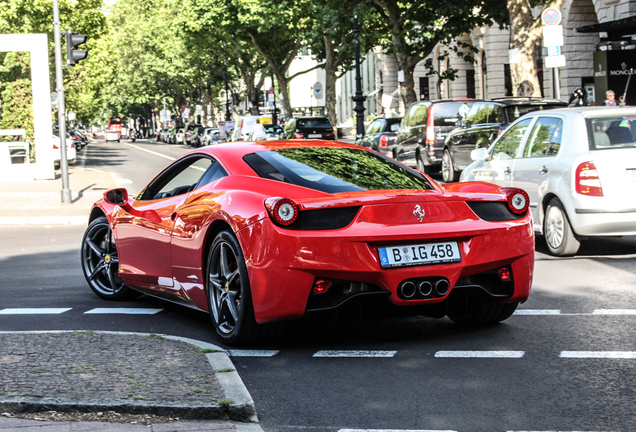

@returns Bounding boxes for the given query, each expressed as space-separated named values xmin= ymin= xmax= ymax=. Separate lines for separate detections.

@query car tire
xmin=543 ymin=197 xmax=580 ymax=256
xmin=206 ymin=230 xmax=283 ymax=346
xmin=81 ymin=216 xmax=139 ymax=300
xmin=441 ymin=149 xmax=459 ymax=183
xmin=448 ymin=300 xmax=519 ymax=325
xmin=416 ymin=154 xmax=431 ymax=175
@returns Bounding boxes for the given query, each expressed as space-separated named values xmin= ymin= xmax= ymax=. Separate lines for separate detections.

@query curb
xmin=0 ymin=330 xmax=258 ymax=423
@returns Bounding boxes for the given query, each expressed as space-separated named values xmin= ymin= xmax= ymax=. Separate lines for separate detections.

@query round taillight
xmin=265 ymin=197 xmax=299 ymax=226
xmin=503 ymin=188 xmax=529 ymax=214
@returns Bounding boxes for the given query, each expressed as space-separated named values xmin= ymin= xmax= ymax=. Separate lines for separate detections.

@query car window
xmin=297 ymin=118 xmax=332 ymax=128
xmin=492 ymin=118 xmax=532 ymax=159
xmin=587 ymin=116 xmax=636 ymax=149
xmin=466 ymin=103 xmax=487 ymax=127
xmin=139 ymin=156 xmax=215 ymax=200
xmin=408 ymin=104 xmax=429 ymax=127
xmin=243 ymin=147 xmax=433 ymax=194
xmin=523 ymin=117 xmax=562 ymax=158
xmin=489 ymin=104 xmax=503 ymax=124
xmin=366 ymin=120 xmax=380 ymax=135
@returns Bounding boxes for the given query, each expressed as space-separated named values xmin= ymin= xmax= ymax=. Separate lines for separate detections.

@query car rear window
xmin=434 ymin=102 xmax=475 ymax=127
xmin=587 ymin=116 xmax=636 ymax=149
xmin=504 ymin=103 xmax=566 ymax=123
xmin=297 ymin=118 xmax=332 ymax=128
xmin=243 ymin=147 xmax=433 ymax=194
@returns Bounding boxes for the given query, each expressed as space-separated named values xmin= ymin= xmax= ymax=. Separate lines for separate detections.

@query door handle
xmin=504 ymin=167 xmax=512 ymax=175
xmin=540 ymin=166 xmax=548 ymax=174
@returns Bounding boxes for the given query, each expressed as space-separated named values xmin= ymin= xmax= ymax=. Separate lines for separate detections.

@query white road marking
xmin=0 ymin=308 xmax=71 ymax=314
xmin=592 ymin=309 xmax=636 ymax=315
xmin=435 ymin=351 xmax=525 ymax=358
xmin=313 ymin=350 xmax=397 ymax=358
xmin=227 ymin=350 xmax=280 ymax=357
xmin=560 ymin=351 xmax=636 ymax=359
xmin=514 ymin=309 xmax=561 ymax=315
xmin=84 ymin=308 xmax=162 ymax=314
xmin=340 ymin=429 xmax=457 ymax=432
xmin=125 ymin=143 xmax=177 ymax=161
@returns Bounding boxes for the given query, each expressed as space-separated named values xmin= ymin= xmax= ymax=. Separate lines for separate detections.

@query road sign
xmin=545 ymin=55 xmax=566 ymax=68
xmin=547 ymin=46 xmax=561 ymax=57
xmin=269 ymin=86 xmax=274 ymax=94
xmin=543 ymin=25 xmax=564 ymax=47
xmin=313 ymin=82 xmax=323 ymax=99
xmin=542 ymin=7 xmax=562 ymax=26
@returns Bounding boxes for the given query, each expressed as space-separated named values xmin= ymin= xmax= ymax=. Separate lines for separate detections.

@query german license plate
xmin=628 ymin=169 xmax=636 ymax=182
xmin=308 ymin=134 xmax=322 ymax=138
xmin=378 ymin=241 xmax=461 ymax=268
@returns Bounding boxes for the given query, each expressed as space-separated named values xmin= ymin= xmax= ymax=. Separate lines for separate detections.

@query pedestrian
xmin=604 ymin=90 xmax=625 ymax=106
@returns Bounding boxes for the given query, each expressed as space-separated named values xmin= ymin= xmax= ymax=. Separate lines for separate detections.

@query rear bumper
xmin=237 ymin=215 xmax=534 ymax=324
xmin=572 ymin=209 xmax=636 ymax=236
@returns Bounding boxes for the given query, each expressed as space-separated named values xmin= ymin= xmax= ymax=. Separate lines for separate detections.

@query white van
xmin=234 ymin=115 xmax=272 ymax=141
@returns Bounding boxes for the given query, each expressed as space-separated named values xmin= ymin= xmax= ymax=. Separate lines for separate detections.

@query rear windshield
xmin=504 ymin=104 xmax=566 ymax=123
xmin=297 ymin=118 xmax=332 ymax=128
xmin=587 ymin=116 xmax=636 ymax=149
xmin=243 ymin=147 xmax=433 ymax=194
xmin=434 ymin=102 xmax=475 ymax=127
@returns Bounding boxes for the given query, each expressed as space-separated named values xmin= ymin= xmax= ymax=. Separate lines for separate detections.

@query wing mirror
xmin=104 ymin=188 xmax=128 ymax=205
xmin=470 ymin=148 xmax=488 ymax=161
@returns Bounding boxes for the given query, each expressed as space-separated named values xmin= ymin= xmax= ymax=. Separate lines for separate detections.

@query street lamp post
xmin=352 ymin=15 xmax=367 ymax=139
xmin=271 ymin=74 xmax=278 ymax=125
xmin=224 ymin=61 xmax=231 ymax=121
xmin=53 ymin=0 xmax=71 ymax=204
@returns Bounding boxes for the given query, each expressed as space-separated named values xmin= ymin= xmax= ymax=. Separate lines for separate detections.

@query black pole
xmin=271 ymin=74 xmax=278 ymax=125
xmin=352 ymin=15 xmax=367 ymax=139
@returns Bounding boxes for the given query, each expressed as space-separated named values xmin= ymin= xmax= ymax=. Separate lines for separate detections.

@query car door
xmin=113 ymin=155 xmax=215 ymax=291
xmin=512 ymin=116 xmax=563 ymax=227
xmin=472 ymin=118 xmax=533 ymax=186
xmin=396 ymin=103 xmax=429 ymax=166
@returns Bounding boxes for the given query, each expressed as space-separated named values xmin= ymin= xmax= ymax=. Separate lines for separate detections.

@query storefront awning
xmin=576 ymin=16 xmax=636 ymax=38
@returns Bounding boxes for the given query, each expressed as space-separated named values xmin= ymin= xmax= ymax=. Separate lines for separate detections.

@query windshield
xmin=243 ymin=147 xmax=433 ymax=194
xmin=297 ymin=118 xmax=332 ymax=128
xmin=587 ymin=116 xmax=636 ymax=149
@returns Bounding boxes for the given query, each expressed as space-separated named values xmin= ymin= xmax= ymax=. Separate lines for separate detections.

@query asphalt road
xmin=1 ymin=138 xmax=635 ymax=432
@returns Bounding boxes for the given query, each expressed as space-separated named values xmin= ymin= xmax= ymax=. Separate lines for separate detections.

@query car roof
xmin=517 ymin=106 xmax=636 ymax=118
xmin=489 ymin=97 xmax=567 ymax=106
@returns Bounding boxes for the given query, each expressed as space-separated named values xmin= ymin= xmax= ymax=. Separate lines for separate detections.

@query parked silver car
xmin=460 ymin=107 xmax=636 ymax=256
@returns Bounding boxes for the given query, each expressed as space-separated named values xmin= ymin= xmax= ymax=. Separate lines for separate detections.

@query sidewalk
xmin=0 ymin=331 xmax=262 ymax=431
xmin=0 ymin=164 xmax=116 ymax=225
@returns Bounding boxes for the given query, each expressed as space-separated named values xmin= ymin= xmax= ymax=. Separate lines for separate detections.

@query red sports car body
xmin=81 ymin=140 xmax=534 ymax=345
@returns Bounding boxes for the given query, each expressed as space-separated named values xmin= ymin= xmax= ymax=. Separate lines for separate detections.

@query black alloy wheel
xmin=81 ymin=216 xmax=138 ymax=300
xmin=207 ymin=230 xmax=282 ymax=345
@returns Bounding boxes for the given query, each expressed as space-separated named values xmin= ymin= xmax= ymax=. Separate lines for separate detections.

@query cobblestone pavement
xmin=0 ymin=331 xmax=260 ymax=431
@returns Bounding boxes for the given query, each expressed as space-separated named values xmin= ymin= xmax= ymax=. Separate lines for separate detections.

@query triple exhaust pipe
xmin=398 ymin=278 xmax=450 ymax=300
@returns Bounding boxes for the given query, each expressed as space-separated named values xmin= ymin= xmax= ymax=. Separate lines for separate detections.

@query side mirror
xmin=470 ymin=148 xmax=488 ymax=161
xmin=104 ymin=188 xmax=128 ymax=205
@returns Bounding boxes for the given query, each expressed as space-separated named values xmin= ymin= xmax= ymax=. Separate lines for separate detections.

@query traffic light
xmin=65 ymin=31 xmax=88 ymax=66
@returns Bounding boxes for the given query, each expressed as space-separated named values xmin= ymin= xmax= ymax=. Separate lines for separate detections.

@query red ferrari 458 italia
xmin=81 ymin=140 xmax=534 ymax=345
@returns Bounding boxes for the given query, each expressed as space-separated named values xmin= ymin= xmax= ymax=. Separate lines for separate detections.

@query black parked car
xmin=394 ymin=99 xmax=478 ymax=174
xmin=282 ymin=117 xmax=335 ymax=140
xmin=441 ymin=97 xmax=568 ymax=182
xmin=191 ymin=126 xmax=208 ymax=147
xmin=355 ymin=117 xmax=402 ymax=157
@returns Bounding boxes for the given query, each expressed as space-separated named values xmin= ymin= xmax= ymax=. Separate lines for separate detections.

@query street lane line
xmin=227 ymin=350 xmax=280 ymax=357
xmin=592 ymin=309 xmax=636 ymax=315
xmin=313 ymin=350 xmax=397 ymax=358
xmin=560 ymin=351 xmax=636 ymax=359
xmin=435 ymin=351 xmax=525 ymax=358
xmin=84 ymin=308 xmax=162 ymax=314
xmin=0 ymin=308 xmax=71 ymax=314
xmin=125 ymin=143 xmax=177 ymax=161
xmin=340 ymin=429 xmax=458 ymax=432
xmin=514 ymin=309 xmax=561 ymax=315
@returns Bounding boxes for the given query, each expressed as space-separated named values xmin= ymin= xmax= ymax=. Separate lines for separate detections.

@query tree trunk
xmin=323 ymin=35 xmax=339 ymax=137
xmin=507 ymin=0 xmax=566 ymax=97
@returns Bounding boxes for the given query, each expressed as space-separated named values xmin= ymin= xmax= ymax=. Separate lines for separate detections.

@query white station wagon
xmin=460 ymin=107 xmax=636 ymax=256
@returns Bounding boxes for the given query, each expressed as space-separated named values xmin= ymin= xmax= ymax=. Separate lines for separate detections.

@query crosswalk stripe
xmin=435 ymin=351 xmax=525 ymax=358
xmin=559 ymin=351 xmax=636 ymax=359
xmin=227 ymin=350 xmax=280 ymax=357
xmin=313 ymin=350 xmax=397 ymax=358
xmin=84 ymin=308 xmax=162 ymax=314
xmin=514 ymin=309 xmax=561 ymax=315
xmin=0 ymin=308 xmax=71 ymax=314
xmin=592 ymin=309 xmax=636 ymax=315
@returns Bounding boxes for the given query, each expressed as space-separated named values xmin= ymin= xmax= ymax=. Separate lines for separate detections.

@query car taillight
xmin=380 ymin=135 xmax=388 ymax=148
xmin=265 ymin=197 xmax=299 ymax=226
xmin=293 ymin=133 xmax=304 ymax=139
xmin=576 ymin=161 xmax=604 ymax=197
xmin=426 ymin=104 xmax=435 ymax=147
xmin=324 ymin=132 xmax=335 ymax=139
xmin=501 ymin=188 xmax=529 ymax=214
